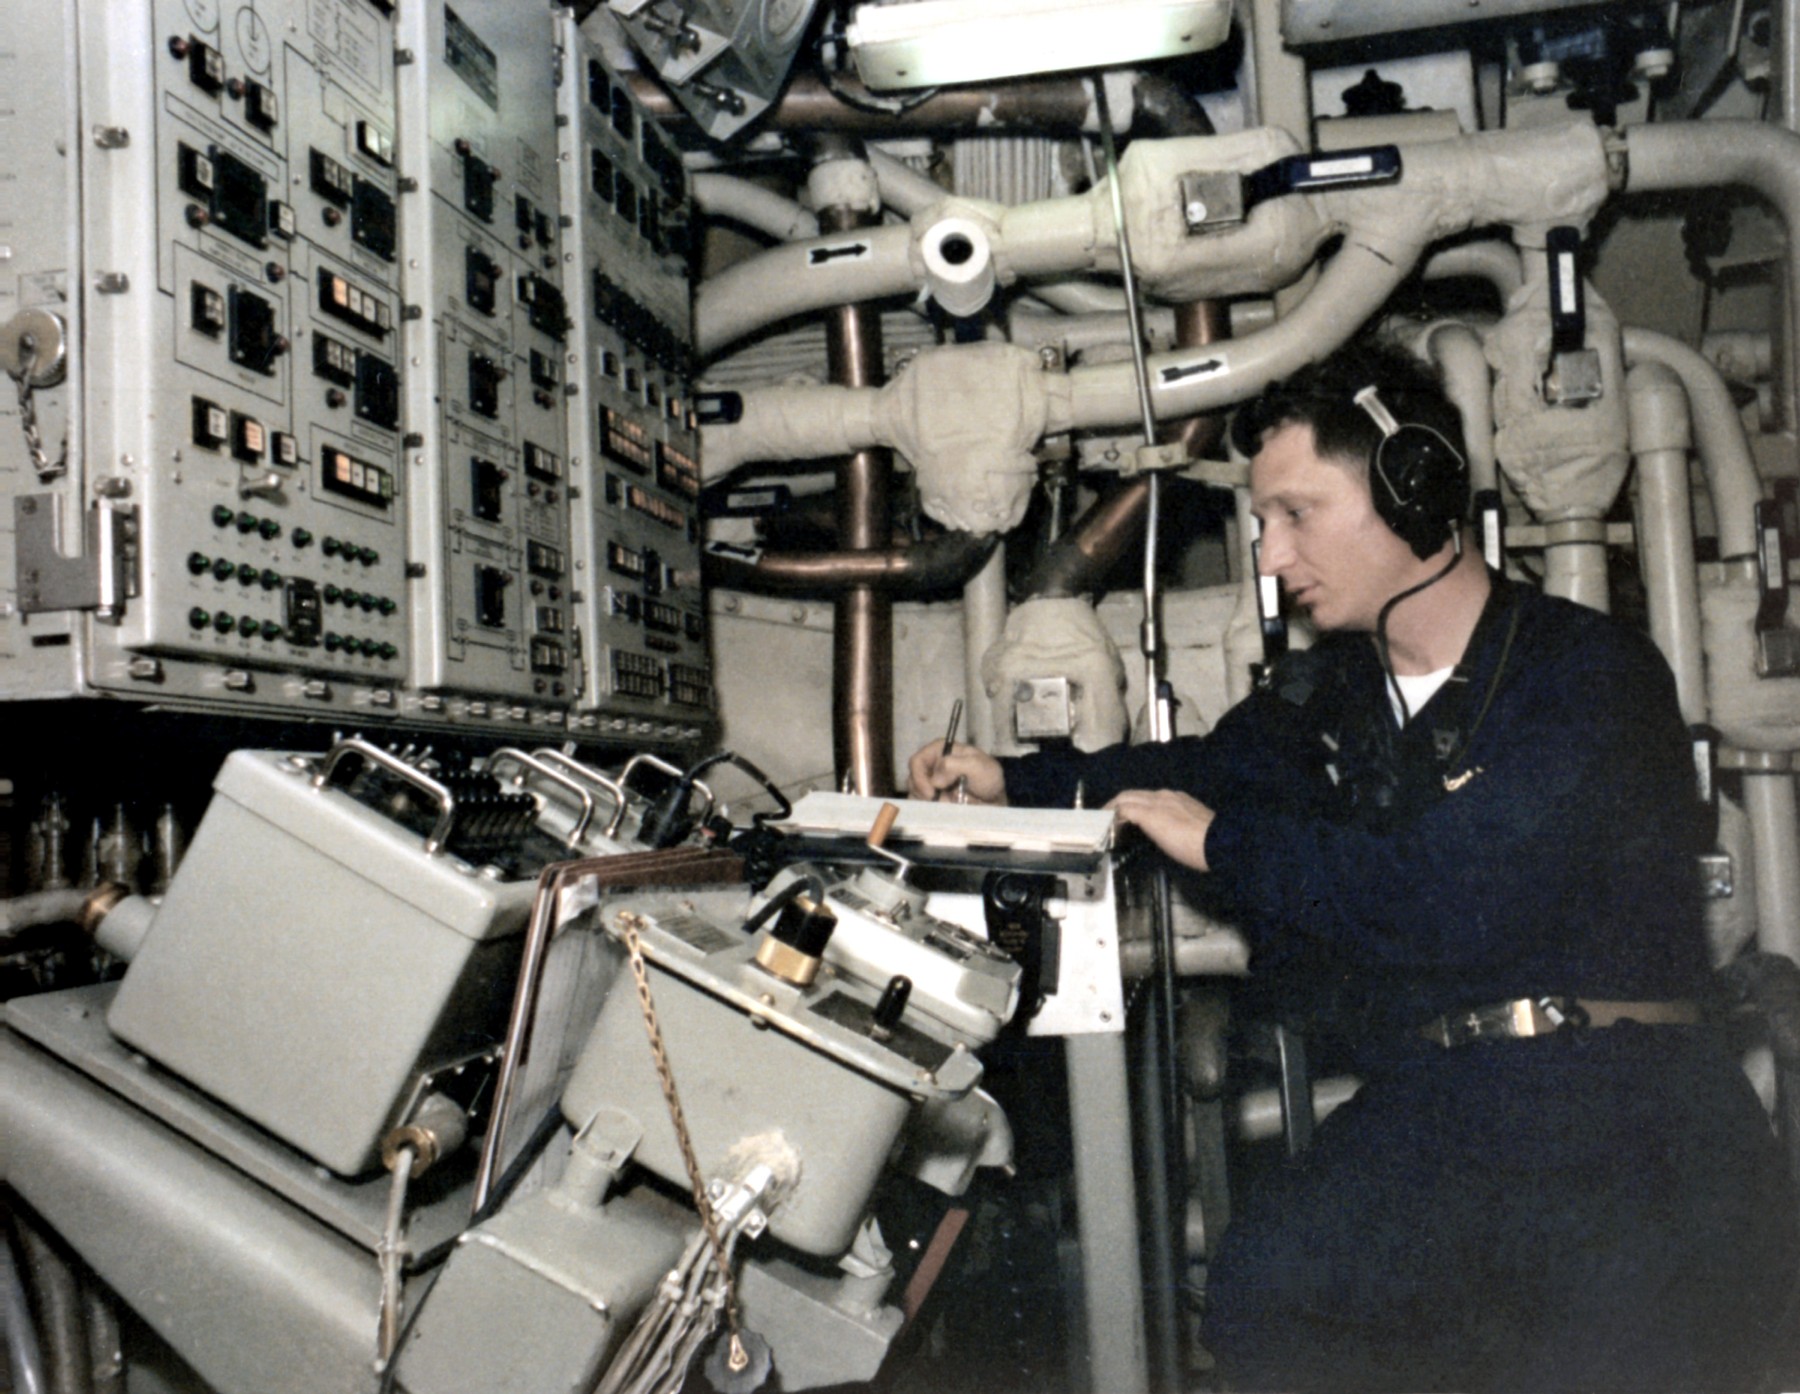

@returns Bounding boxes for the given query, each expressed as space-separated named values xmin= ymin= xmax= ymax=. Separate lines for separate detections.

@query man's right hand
xmin=906 ymin=740 xmax=1008 ymax=805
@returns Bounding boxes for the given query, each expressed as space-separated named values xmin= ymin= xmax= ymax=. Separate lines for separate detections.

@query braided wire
xmin=617 ymin=913 xmax=746 ymax=1363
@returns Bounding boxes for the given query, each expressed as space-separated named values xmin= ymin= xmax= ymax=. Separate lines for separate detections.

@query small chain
xmin=11 ymin=341 xmax=67 ymax=479
xmin=617 ymin=913 xmax=745 ymax=1363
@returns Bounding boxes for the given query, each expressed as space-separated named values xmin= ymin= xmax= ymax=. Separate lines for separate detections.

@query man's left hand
xmin=1105 ymin=789 xmax=1216 ymax=872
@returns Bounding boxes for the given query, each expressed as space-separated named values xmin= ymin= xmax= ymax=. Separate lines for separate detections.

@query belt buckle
xmin=1426 ymin=997 xmax=1563 ymax=1048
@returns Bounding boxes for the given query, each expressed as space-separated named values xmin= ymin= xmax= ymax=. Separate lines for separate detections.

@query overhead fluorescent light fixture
xmin=846 ymin=0 xmax=1232 ymax=91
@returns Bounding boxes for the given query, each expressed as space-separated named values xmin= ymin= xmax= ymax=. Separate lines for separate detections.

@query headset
xmin=1351 ymin=385 xmax=1470 ymax=561
xmin=1233 ymin=377 xmax=1471 ymax=562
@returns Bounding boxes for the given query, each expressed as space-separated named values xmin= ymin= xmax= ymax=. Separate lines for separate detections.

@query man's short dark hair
xmin=1231 ymin=340 xmax=1467 ymax=477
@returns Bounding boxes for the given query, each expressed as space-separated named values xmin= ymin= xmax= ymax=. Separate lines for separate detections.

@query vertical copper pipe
xmin=822 ymin=203 xmax=895 ymax=795
xmin=1163 ymin=300 xmax=1231 ymax=456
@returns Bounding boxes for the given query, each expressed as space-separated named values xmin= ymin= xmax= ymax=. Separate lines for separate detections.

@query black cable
xmin=740 ymin=872 xmax=827 ymax=938
xmin=1374 ymin=532 xmax=1464 ymax=726
xmin=682 ymin=751 xmax=793 ymax=826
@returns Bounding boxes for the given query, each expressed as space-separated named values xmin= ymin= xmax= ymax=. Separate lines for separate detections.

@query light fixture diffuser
xmin=845 ymin=0 xmax=1232 ymax=92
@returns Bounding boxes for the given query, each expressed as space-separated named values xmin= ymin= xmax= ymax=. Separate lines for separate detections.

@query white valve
xmin=920 ymin=216 xmax=997 ymax=318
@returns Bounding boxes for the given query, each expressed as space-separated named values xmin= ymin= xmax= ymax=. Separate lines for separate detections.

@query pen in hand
xmin=941 ymin=699 xmax=969 ymax=804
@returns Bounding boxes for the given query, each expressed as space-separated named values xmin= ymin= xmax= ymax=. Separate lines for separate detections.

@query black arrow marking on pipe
xmin=1158 ymin=357 xmax=1225 ymax=385
xmin=808 ymin=242 xmax=872 ymax=265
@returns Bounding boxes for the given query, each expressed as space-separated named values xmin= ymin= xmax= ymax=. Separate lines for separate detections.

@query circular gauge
xmin=184 ymin=0 xmax=219 ymax=30
xmin=236 ymin=7 xmax=272 ymax=74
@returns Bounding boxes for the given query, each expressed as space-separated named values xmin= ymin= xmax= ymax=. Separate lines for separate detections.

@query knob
xmin=872 ymin=975 xmax=912 ymax=1036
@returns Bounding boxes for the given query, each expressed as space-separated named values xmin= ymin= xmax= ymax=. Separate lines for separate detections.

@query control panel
xmin=0 ymin=0 xmax=710 ymax=743
xmin=77 ymin=0 xmax=404 ymax=707
xmin=395 ymin=0 xmax=574 ymax=708
xmin=558 ymin=16 xmax=712 ymax=728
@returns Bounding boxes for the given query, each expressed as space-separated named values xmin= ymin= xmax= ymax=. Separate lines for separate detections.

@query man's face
xmin=1249 ymin=422 xmax=1422 ymax=632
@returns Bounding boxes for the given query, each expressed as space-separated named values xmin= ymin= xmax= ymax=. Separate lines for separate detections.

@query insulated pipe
xmin=1021 ymin=301 xmax=1227 ymax=598
xmin=1007 ymin=305 xmax=1177 ymax=358
xmin=697 ymin=223 xmax=916 ymax=358
xmin=1622 ymin=120 xmax=1800 ymax=430
xmin=1744 ymin=760 xmax=1800 ymax=962
xmin=1543 ymin=518 xmax=1611 ymax=612
xmin=703 ymin=530 xmax=998 ymax=592
xmin=0 ymin=890 xmax=87 ymax=942
xmin=1701 ymin=330 xmax=1775 ymax=384
xmin=707 ymin=233 xmax=1429 ymax=475
xmin=867 ymin=148 xmax=947 ymax=218
xmin=962 ymin=545 xmax=1007 ymax=751
xmin=1066 ymin=231 xmax=1430 ymax=429
xmin=1421 ymin=240 xmax=1525 ymax=303
xmin=1627 ymin=361 xmax=1709 ymax=724
xmin=691 ymin=174 xmax=819 ymax=242
xmin=1422 ymin=321 xmax=1498 ymax=493
xmin=1024 ymin=281 xmax=1130 ymax=316
xmin=822 ymin=191 xmax=897 ymax=798
xmin=1622 ymin=326 xmax=1763 ymax=560
xmin=705 ymin=121 xmax=1601 ymax=359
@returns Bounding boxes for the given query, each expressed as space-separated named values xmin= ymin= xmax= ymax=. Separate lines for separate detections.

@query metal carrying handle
xmin=611 ymin=753 xmax=716 ymax=839
xmin=529 ymin=749 xmax=629 ymax=838
xmin=487 ymin=748 xmax=596 ymax=846
xmin=313 ymin=737 xmax=459 ymax=855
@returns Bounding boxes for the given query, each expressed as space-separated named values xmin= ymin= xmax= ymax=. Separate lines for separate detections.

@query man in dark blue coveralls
xmin=909 ymin=345 xmax=1797 ymax=1392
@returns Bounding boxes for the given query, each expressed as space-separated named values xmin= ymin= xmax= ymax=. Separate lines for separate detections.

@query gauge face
xmin=236 ymin=6 xmax=272 ymax=73
xmin=762 ymin=0 xmax=813 ymax=43
xmin=184 ymin=0 xmax=220 ymax=30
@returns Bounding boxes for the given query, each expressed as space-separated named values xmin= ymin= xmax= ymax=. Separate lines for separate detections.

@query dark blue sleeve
xmin=1202 ymin=634 xmax=1707 ymax=981
xmin=999 ymin=680 xmax=1326 ymax=815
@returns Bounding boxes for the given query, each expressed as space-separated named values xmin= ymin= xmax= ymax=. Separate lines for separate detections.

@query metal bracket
xmin=14 ymin=494 xmax=135 ymax=619
xmin=1179 ymin=171 xmax=1246 ymax=233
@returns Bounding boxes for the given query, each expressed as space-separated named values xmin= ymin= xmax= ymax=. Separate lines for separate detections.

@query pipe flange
xmin=79 ymin=882 xmax=129 ymax=937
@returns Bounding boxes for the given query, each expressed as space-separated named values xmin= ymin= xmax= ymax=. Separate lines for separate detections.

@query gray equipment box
xmin=108 ymin=746 xmax=537 ymax=1175
xmin=562 ymin=890 xmax=986 ymax=1257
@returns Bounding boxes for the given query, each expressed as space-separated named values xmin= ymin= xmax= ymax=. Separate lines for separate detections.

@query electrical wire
xmin=1375 ymin=532 xmax=1465 ymax=726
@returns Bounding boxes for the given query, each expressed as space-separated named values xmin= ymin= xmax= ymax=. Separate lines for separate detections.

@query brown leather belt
xmin=1419 ymin=996 xmax=1702 ymax=1048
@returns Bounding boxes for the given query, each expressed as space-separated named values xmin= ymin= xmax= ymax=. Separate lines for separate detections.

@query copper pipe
xmin=1024 ymin=299 xmax=1230 ymax=597
xmin=820 ymin=200 xmax=896 ymax=797
xmin=1022 ymin=479 xmax=1154 ymax=598
xmin=1162 ymin=300 xmax=1231 ymax=457
xmin=630 ymin=71 xmax=1214 ymax=138
xmin=706 ymin=530 xmax=998 ymax=593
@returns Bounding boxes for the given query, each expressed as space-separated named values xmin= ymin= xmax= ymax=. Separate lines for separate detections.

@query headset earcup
xmin=1371 ymin=428 xmax=1470 ymax=560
